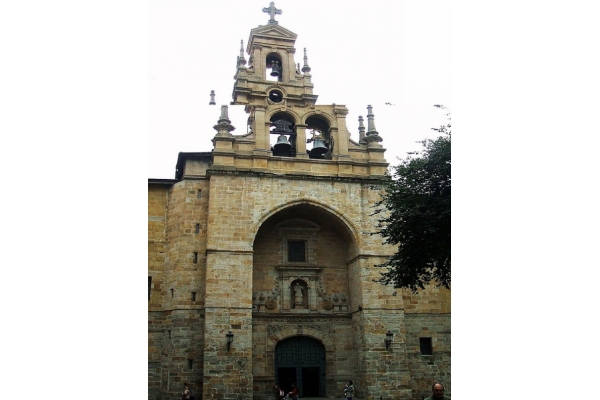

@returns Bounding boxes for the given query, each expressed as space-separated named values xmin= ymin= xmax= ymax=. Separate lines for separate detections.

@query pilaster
xmin=253 ymin=45 xmax=264 ymax=80
xmin=350 ymin=256 xmax=411 ymax=400
xmin=253 ymin=106 xmax=268 ymax=151
xmin=286 ymin=47 xmax=296 ymax=82
xmin=294 ymin=124 xmax=308 ymax=158
xmin=203 ymin=249 xmax=254 ymax=400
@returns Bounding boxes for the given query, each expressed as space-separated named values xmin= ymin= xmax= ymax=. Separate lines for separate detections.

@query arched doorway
xmin=275 ymin=336 xmax=326 ymax=397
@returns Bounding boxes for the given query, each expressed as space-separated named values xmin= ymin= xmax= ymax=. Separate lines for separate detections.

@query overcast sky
xmin=149 ymin=0 xmax=451 ymax=178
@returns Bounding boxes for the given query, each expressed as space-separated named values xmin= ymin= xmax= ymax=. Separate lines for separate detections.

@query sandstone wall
xmin=148 ymin=180 xmax=210 ymax=400
xmin=148 ymin=170 xmax=450 ymax=400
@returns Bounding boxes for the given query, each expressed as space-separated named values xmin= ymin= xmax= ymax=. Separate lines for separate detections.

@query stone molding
xmin=265 ymin=324 xmax=334 ymax=351
xmin=252 ymin=198 xmax=360 ymax=248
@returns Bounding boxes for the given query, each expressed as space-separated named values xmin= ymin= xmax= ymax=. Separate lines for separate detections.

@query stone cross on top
xmin=262 ymin=2 xmax=281 ymax=25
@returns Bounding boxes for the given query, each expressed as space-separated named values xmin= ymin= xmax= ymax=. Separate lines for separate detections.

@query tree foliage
xmin=373 ymin=105 xmax=451 ymax=293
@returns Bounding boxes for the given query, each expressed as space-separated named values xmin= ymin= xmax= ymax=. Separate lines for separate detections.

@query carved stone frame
xmin=277 ymin=266 xmax=322 ymax=312
xmin=277 ymin=218 xmax=320 ymax=265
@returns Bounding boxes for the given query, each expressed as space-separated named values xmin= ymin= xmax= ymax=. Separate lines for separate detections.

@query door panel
xmin=275 ymin=336 xmax=326 ymax=397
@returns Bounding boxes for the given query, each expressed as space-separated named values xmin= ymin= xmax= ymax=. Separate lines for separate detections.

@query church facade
xmin=148 ymin=4 xmax=450 ymax=400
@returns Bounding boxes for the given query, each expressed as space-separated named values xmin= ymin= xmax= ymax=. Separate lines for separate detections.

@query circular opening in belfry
xmin=269 ymin=89 xmax=284 ymax=103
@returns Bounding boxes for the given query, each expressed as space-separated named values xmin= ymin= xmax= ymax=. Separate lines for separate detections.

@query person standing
xmin=289 ymin=383 xmax=298 ymax=400
xmin=424 ymin=382 xmax=450 ymax=400
xmin=182 ymin=383 xmax=191 ymax=400
xmin=344 ymin=380 xmax=354 ymax=400
xmin=275 ymin=385 xmax=285 ymax=400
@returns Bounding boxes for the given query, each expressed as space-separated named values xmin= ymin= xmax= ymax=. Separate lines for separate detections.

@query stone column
xmin=294 ymin=124 xmax=308 ymax=158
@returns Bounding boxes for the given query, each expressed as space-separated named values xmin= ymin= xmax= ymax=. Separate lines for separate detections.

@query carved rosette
xmin=265 ymin=299 xmax=277 ymax=309
xmin=322 ymin=299 xmax=334 ymax=310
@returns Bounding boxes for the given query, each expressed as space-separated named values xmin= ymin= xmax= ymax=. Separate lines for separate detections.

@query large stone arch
xmin=252 ymin=198 xmax=361 ymax=251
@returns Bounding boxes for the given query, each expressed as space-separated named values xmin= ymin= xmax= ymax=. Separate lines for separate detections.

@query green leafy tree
xmin=373 ymin=105 xmax=451 ymax=293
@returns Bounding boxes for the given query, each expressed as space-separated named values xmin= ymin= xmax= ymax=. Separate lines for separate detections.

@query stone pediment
xmin=249 ymin=24 xmax=297 ymax=41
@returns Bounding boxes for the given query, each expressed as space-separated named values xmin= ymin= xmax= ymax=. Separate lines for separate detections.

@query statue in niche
xmin=293 ymin=282 xmax=304 ymax=307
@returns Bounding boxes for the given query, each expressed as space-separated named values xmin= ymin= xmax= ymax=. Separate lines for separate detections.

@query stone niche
xmin=277 ymin=266 xmax=322 ymax=312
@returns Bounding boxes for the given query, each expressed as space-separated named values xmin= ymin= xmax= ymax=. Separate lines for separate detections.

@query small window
xmin=195 ymin=223 xmax=200 ymax=234
xmin=193 ymin=252 xmax=198 ymax=263
xmin=188 ymin=359 xmax=193 ymax=369
xmin=192 ymin=292 xmax=197 ymax=301
xmin=148 ymin=277 xmax=152 ymax=300
xmin=197 ymin=189 xmax=202 ymax=199
xmin=419 ymin=337 xmax=433 ymax=355
xmin=288 ymin=241 xmax=306 ymax=262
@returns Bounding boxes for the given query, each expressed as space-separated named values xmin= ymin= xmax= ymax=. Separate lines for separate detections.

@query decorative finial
xmin=213 ymin=105 xmax=235 ymax=136
xmin=262 ymin=2 xmax=282 ymax=25
xmin=237 ymin=40 xmax=246 ymax=67
xmin=364 ymin=105 xmax=382 ymax=143
xmin=209 ymin=90 xmax=216 ymax=105
xmin=366 ymin=105 xmax=377 ymax=133
xmin=358 ymin=115 xmax=366 ymax=143
xmin=302 ymin=48 xmax=311 ymax=73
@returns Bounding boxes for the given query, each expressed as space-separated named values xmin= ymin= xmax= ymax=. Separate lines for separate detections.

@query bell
xmin=310 ymin=138 xmax=328 ymax=155
xmin=270 ymin=60 xmax=281 ymax=77
xmin=273 ymin=134 xmax=291 ymax=151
